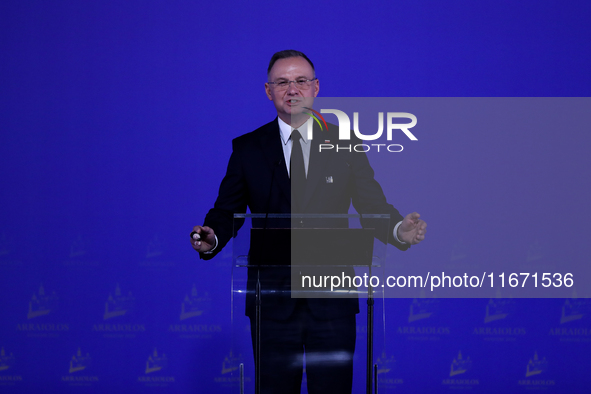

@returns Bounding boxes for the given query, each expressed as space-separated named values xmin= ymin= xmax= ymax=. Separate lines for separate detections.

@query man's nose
xmin=286 ymin=81 xmax=300 ymax=94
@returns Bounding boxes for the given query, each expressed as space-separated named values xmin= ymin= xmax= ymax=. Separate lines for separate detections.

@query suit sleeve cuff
xmin=202 ymin=235 xmax=218 ymax=254
xmin=393 ymin=221 xmax=406 ymax=245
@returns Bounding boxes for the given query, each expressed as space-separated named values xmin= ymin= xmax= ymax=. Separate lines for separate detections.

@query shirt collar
xmin=278 ymin=117 xmax=311 ymax=145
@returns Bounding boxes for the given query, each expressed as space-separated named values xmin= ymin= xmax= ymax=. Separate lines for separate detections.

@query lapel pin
xmin=326 ymin=176 xmax=333 ymax=184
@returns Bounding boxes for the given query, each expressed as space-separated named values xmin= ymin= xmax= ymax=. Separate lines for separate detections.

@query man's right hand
xmin=190 ymin=225 xmax=216 ymax=253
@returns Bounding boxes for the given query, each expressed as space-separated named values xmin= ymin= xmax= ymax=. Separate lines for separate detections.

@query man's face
xmin=265 ymin=56 xmax=319 ymax=125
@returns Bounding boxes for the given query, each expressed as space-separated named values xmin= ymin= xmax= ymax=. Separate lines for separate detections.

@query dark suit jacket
xmin=201 ymin=118 xmax=409 ymax=320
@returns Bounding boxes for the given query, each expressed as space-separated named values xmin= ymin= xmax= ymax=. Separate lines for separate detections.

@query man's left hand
xmin=398 ymin=212 xmax=427 ymax=245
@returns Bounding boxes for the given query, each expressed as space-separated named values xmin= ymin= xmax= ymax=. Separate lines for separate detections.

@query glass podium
xmin=230 ymin=213 xmax=391 ymax=394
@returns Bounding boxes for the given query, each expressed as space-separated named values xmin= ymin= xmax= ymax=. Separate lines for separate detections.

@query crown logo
xmin=145 ymin=348 xmax=167 ymax=374
xmin=484 ymin=297 xmax=515 ymax=323
xmin=526 ymin=352 xmax=548 ymax=377
xmin=69 ymin=235 xmax=87 ymax=258
xmin=69 ymin=347 xmax=91 ymax=373
xmin=146 ymin=235 xmax=164 ymax=258
xmin=0 ymin=347 xmax=15 ymax=371
xmin=28 ymin=284 xmax=58 ymax=319
xmin=450 ymin=351 xmax=472 ymax=377
xmin=180 ymin=284 xmax=211 ymax=320
xmin=376 ymin=351 xmax=396 ymax=375
xmin=104 ymin=283 xmax=135 ymax=320
xmin=560 ymin=292 xmax=591 ymax=324
xmin=221 ymin=351 xmax=240 ymax=375
xmin=409 ymin=294 xmax=438 ymax=323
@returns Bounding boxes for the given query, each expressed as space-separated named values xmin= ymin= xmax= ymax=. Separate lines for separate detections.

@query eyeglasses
xmin=267 ymin=78 xmax=317 ymax=91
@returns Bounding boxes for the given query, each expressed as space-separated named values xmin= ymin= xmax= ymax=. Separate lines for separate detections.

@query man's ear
xmin=313 ymin=79 xmax=319 ymax=97
xmin=264 ymin=83 xmax=273 ymax=100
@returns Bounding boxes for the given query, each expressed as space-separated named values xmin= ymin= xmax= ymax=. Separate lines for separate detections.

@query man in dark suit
xmin=191 ymin=50 xmax=427 ymax=393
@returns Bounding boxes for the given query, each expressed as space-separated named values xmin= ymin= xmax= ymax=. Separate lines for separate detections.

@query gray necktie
xmin=290 ymin=130 xmax=306 ymax=211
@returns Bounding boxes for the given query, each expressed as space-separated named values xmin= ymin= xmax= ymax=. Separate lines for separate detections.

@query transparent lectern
xmin=230 ymin=214 xmax=391 ymax=394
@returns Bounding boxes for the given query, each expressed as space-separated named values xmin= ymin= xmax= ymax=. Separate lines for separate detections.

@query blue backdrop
xmin=1 ymin=1 xmax=590 ymax=392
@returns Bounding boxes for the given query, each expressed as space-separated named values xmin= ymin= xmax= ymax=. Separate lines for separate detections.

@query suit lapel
xmin=257 ymin=119 xmax=291 ymax=206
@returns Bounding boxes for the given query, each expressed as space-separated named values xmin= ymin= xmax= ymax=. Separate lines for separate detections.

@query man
xmin=192 ymin=50 xmax=426 ymax=393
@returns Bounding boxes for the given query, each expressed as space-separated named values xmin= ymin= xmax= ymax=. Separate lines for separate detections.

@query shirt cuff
xmin=393 ymin=221 xmax=406 ymax=244
xmin=202 ymin=235 xmax=218 ymax=254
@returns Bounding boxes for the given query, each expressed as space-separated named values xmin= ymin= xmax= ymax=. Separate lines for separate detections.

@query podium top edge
xmin=233 ymin=214 xmax=391 ymax=219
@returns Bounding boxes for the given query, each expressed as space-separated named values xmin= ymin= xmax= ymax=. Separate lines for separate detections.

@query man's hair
xmin=267 ymin=50 xmax=315 ymax=78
